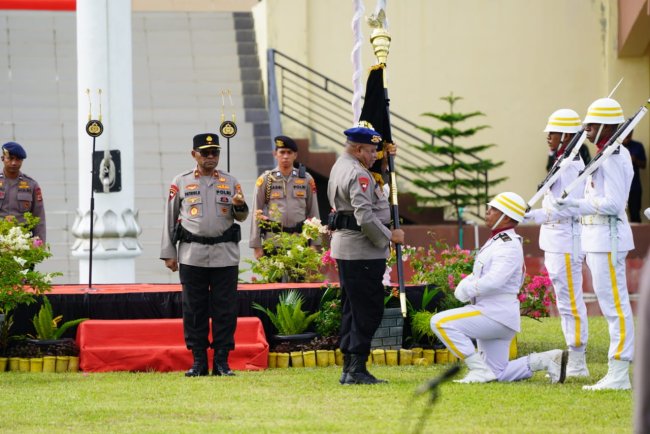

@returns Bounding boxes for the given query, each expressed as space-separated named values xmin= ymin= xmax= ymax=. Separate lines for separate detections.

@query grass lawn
xmin=0 ymin=316 xmax=632 ymax=433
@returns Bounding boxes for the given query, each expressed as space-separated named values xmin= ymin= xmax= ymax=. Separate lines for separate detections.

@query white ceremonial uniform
xmin=431 ymin=228 xmax=539 ymax=381
xmin=572 ymin=145 xmax=635 ymax=362
xmin=527 ymin=155 xmax=588 ymax=352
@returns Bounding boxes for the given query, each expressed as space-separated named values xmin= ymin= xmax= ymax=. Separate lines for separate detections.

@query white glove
xmin=454 ymin=276 xmax=475 ymax=303
xmin=523 ymin=210 xmax=545 ymax=225
xmin=644 ymin=207 xmax=650 ymax=221
xmin=550 ymin=197 xmax=580 ymax=211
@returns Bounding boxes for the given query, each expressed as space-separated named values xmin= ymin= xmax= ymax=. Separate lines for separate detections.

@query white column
xmin=72 ymin=0 xmax=141 ymax=283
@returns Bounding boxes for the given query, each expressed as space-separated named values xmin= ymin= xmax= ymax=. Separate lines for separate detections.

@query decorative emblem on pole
xmin=85 ymin=88 xmax=104 ymax=137
xmin=219 ymin=89 xmax=238 ymax=139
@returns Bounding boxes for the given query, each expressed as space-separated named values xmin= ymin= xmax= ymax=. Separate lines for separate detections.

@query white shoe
xmin=583 ymin=359 xmax=631 ymax=391
xmin=454 ymin=353 xmax=496 ymax=384
xmin=529 ymin=349 xmax=568 ymax=383
xmin=566 ymin=350 xmax=590 ymax=378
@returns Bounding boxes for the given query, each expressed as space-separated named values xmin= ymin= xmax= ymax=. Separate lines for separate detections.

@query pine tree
xmin=404 ymin=92 xmax=506 ymax=220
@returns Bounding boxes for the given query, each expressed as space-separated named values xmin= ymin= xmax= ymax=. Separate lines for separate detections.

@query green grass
xmin=0 ymin=317 xmax=632 ymax=433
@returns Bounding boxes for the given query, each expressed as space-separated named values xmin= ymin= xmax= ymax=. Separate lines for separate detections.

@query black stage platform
xmin=12 ymin=283 xmax=432 ymax=342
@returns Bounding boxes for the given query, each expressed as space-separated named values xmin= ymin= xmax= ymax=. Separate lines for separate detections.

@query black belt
xmin=328 ymin=212 xmax=390 ymax=231
xmin=179 ymin=224 xmax=241 ymax=245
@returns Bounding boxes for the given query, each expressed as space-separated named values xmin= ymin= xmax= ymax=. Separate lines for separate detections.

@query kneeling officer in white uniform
xmin=431 ymin=192 xmax=568 ymax=384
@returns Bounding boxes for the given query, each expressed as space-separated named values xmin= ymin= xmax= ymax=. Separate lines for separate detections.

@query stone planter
xmin=370 ymin=308 xmax=404 ymax=350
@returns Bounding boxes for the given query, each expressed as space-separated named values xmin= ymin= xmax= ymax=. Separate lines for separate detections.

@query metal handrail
xmin=268 ymin=49 xmax=489 ymax=220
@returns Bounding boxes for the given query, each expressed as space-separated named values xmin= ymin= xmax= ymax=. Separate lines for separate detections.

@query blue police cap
xmin=343 ymin=126 xmax=382 ymax=146
xmin=2 ymin=142 xmax=27 ymax=159
xmin=274 ymin=135 xmax=298 ymax=152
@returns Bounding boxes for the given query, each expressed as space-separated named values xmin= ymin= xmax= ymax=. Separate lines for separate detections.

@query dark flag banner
xmin=359 ymin=64 xmax=391 ymax=185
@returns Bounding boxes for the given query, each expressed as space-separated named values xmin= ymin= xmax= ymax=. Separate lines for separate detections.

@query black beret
xmin=2 ymin=142 xmax=27 ymax=159
xmin=274 ymin=136 xmax=297 ymax=152
xmin=344 ymin=126 xmax=382 ymax=146
xmin=193 ymin=133 xmax=220 ymax=149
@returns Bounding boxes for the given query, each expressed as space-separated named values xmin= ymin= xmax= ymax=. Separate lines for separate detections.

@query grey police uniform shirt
xmin=160 ymin=168 xmax=249 ymax=267
xmin=0 ymin=172 xmax=46 ymax=242
xmin=327 ymin=152 xmax=392 ymax=260
xmin=248 ymin=166 xmax=320 ymax=248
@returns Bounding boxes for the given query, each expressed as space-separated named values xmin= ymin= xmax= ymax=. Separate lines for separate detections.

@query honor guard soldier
xmin=524 ymin=109 xmax=589 ymax=378
xmin=0 ymin=142 xmax=46 ymax=241
xmin=553 ymin=98 xmax=635 ymax=390
xmin=327 ymin=124 xmax=404 ymax=385
xmin=432 ymin=192 xmax=568 ymax=384
xmin=160 ymin=133 xmax=249 ymax=377
xmin=249 ymin=135 xmax=320 ymax=259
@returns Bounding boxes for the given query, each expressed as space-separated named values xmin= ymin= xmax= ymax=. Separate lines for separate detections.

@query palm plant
xmin=31 ymin=295 xmax=87 ymax=341
xmin=252 ymin=290 xmax=319 ymax=336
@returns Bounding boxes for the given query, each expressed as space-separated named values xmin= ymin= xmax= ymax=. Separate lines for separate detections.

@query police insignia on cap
xmin=273 ymin=136 xmax=298 ymax=152
xmin=371 ymin=135 xmax=381 ymax=143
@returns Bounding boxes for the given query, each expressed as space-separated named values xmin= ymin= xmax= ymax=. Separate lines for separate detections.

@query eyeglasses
xmin=198 ymin=149 xmax=220 ymax=157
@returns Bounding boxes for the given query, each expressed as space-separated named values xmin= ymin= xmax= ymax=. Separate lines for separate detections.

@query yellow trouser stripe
xmin=434 ymin=310 xmax=481 ymax=360
xmin=564 ymin=253 xmax=581 ymax=348
xmin=607 ymin=252 xmax=626 ymax=360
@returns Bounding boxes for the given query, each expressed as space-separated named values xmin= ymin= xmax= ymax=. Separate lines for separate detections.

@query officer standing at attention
xmin=0 ymin=142 xmax=46 ymax=241
xmin=553 ymin=97 xmax=635 ymax=390
xmin=249 ymin=135 xmax=320 ymax=259
xmin=524 ymin=109 xmax=589 ymax=378
xmin=328 ymin=124 xmax=404 ymax=385
xmin=431 ymin=192 xmax=567 ymax=384
xmin=160 ymin=133 xmax=249 ymax=377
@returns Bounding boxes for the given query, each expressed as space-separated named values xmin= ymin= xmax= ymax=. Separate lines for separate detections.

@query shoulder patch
xmin=168 ymin=184 xmax=179 ymax=201
xmin=498 ymin=232 xmax=512 ymax=242
xmin=256 ymin=176 xmax=264 ymax=187
xmin=358 ymin=176 xmax=370 ymax=193
xmin=309 ymin=178 xmax=317 ymax=193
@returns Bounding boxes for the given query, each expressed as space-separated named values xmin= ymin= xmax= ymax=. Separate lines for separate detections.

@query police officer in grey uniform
xmin=160 ymin=133 xmax=249 ymax=377
xmin=0 ymin=142 xmax=46 ymax=241
xmin=249 ymin=136 xmax=320 ymax=259
xmin=327 ymin=125 xmax=404 ymax=385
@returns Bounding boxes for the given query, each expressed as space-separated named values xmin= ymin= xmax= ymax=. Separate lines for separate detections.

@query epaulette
xmin=498 ymin=232 xmax=512 ymax=242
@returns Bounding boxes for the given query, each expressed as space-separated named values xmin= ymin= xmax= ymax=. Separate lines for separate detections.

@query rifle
xmin=526 ymin=128 xmax=587 ymax=211
xmin=561 ymin=98 xmax=650 ymax=199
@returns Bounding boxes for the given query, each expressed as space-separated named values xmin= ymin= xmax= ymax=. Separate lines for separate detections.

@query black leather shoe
xmin=342 ymin=371 xmax=385 ymax=385
xmin=213 ymin=362 xmax=235 ymax=376
xmin=340 ymin=354 xmax=387 ymax=385
xmin=185 ymin=349 xmax=208 ymax=377
xmin=213 ymin=349 xmax=236 ymax=376
xmin=339 ymin=353 xmax=351 ymax=384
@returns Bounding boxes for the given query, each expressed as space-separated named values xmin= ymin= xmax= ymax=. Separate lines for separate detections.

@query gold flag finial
xmin=367 ymin=9 xmax=390 ymax=65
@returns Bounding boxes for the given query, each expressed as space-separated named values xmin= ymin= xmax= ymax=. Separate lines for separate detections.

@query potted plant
xmin=247 ymin=209 xmax=329 ymax=283
xmin=29 ymin=295 xmax=87 ymax=342
xmin=252 ymin=289 xmax=320 ymax=349
xmin=0 ymin=214 xmax=61 ymax=359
